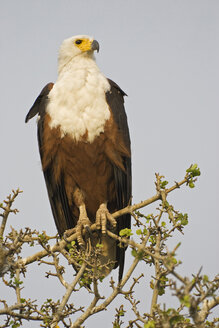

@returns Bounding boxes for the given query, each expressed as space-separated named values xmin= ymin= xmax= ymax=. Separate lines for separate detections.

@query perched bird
xmin=25 ymin=35 xmax=131 ymax=280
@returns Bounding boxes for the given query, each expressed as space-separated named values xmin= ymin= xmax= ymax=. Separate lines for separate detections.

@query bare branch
xmin=0 ymin=189 xmax=22 ymax=241
xmin=51 ymin=262 xmax=87 ymax=327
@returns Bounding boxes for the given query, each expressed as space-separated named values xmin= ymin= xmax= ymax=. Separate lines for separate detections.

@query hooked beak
xmin=91 ymin=40 xmax=99 ymax=53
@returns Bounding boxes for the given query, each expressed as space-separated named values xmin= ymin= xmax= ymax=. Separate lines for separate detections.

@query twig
xmin=15 ymin=269 xmax=22 ymax=304
xmin=0 ymin=189 xmax=22 ymax=242
xmin=150 ymin=229 xmax=161 ymax=315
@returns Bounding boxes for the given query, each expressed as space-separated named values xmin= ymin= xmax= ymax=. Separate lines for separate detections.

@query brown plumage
xmin=40 ymin=109 xmax=130 ymax=235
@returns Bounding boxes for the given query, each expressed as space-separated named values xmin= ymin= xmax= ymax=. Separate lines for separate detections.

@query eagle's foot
xmin=96 ymin=203 xmax=117 ymax=235
xmin=76 ymin=205 xmax=91 ymax=246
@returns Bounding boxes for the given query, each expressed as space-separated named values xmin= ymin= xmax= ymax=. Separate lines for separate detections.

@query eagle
xmin=25 ymin=35 xmax=131 ymax=281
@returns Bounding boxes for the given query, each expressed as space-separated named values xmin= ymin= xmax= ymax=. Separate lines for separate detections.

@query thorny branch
xmin=0 ymin=166 xmax=218 ymax=328
xmin=0 ymin=189 xmax=22 ymax=242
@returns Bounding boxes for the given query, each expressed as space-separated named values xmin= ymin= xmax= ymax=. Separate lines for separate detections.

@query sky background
xmin=0 ymin=1 xmax=219 ymax=327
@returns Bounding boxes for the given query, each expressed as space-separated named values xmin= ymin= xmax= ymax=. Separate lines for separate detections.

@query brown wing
xmin=25 ymin=83 xmax=77 ymax=236
xmin=106 ymin=79 xmax=132 ymax=281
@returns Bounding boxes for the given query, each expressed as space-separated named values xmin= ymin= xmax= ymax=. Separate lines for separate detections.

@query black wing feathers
xmin=106 ymin=79 xmax=132 ymax=280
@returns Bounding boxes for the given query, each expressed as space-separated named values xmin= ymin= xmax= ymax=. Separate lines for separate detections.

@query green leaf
xmin=119 ymin=228 xmax=133 ymax=237
xmin=180 ymin=295 xmax=190 ymax=307
xmin=96 ymin=243 xmax=103 ymax=248
xmin=186 ymin=164 xmax=201 ymax=177
xmin=169 ymin=315 xmax=184 ymax=324
xmin=149 ymin=236 xmax=156 ymax=245
xmin=160 ymin=275 xmax=168 ymax=283
xmin=189 ymin=181 xmax=195 ymax=188
xmin=38 ymin=232 xmax=48 ymax=243
xmin=144 ymin=321 xmax=155 ymax=328
xmin=143 ymin=228 xmax=148 ymax=235
xmin=160 ymin=180 xmax=168 ymax=189
xmin=66 ymin=243 xmax=72 ymax=250
xmin=9 ymin=321 xmax=20 ymax=328
xmin=14 ymin=278 xmax=23 ymax=287
xmin=131 ymin=248 xmax=144 ymax=260
xmin=181 ymin=215 xmax=188 ymax=225
xmin=189 ymin=163 xmax=198 ymax=171
xmin=131 ymin=249 xmax=137 ymax=258
xmin=177 ymin=213 xmax=188 ymax=225
xmin=136 ymin=229 xmax=142 ymax=235
xmin=158 ymin=287 xmax=165 ymax=295
xmin=171 ymin=257 xmax=177 ymax=265
xmin=203 ymin=275 xmax=209 ymax=283
xmin=46 ymin=298 xmax=52 ymax=303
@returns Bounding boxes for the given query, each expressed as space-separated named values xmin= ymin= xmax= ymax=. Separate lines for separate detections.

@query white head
xmin=58 ymin=35 xmax=99 ymax=74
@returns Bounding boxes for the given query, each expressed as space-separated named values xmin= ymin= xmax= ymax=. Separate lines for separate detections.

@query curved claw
xmin=96 ymin=203 xmax=117 ymax=234
xmin=85 ymin=225 xmax=92 ymax=235
xmin=63 ymin=227 xmax=76 ymax=242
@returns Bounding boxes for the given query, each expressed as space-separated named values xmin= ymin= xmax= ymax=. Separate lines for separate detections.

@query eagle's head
xmin=58 ymin=35 xmax=99 ymax=74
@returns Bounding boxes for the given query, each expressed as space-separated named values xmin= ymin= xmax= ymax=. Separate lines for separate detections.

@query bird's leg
xmin=96 ymin=202 xmax=117 ymax=234
xmin=73 ymin=188 xmax=91 ymax=246
xmin=63 ymin=188 xmax=91 ymax=246
xmin=76 ymin=203 xmax=91 ymax=246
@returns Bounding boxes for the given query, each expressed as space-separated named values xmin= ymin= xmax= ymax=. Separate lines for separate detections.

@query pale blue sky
xmin=0 ymin=1 xmax=219 ymax=326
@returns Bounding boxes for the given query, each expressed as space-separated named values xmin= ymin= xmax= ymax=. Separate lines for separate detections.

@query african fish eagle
xmin=25 ymin=35 xmax=131 ymax=280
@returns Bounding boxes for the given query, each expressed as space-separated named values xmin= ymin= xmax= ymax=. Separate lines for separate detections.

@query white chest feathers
xmin=46 ymin=58 xmax=111 ymax=142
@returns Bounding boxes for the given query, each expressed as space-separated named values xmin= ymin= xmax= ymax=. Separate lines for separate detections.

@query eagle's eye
xmin=75 ymin=39 xmax=82 ymax=45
